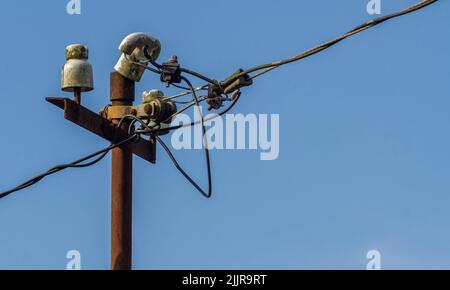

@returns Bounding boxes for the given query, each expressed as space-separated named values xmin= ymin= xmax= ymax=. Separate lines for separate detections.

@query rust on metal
xmin=110 ymin=71 xmax=134 ymax=271
xmin=106 ymin=105 xmax=136 ymax=120
xmin=45 ymin=97 xmax=156 ymax=164
xmin=111 ymin=132 xmax=133 ymax=270
xmin=110 ymin=71 xmax=135 ymax=103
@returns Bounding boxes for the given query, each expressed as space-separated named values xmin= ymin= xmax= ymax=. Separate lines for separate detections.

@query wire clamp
xmin=206 ymin=83 xmax=224 ymax=110
xmin=160 ymin=55 xmax=182 ymax=86
xmin=221 ymin=68 xmax=253 ymax=94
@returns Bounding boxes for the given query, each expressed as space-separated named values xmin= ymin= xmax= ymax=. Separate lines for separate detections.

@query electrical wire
xmin=135 ymin=60 xmax=242 ymax=135
xmin=163 ymin=85 xmax=209 ymax=101
xmin=120 ymin=114 xmax=213 ymax=198
xmin=144 ymin=49 xmax=217 ymax=85
xmin=0 ymin=133 xmax=138 ymax=200
xmin=126 ymin=55 xmax=211 ymax=102
xmin=135 ymin=0 xmax=438 ymax=86
xmin=227 ymin=0 xmax=440 ymax=82
xmin=165 ymin=95 xmax=208 ymax=121
xmin=114 ymin=73 xmax=215 ymax=198
xmin=173 ymin=100 xmax=195 ymax=105
xmin=178 ymin=76 xmax=212 ymax=198
xmin=171 ymin=83 xmax=193 ymax=91
xmin=155 ymin=135 xmax=211 ymax=198
xmin=179 ymin=67 xmax=217 ymax=85
xmin=3 ymin=0 xmax=436 ymax=200
xmin=124 ymin=54 xmax=161 ymax=75
xmin=135 ymin=90 xmax=241 ymax=135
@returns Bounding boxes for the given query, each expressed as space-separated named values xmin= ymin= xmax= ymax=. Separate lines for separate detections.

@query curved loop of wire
xmin=121 ymin=113 xmax=213 ymax=198
xmin=0 ymin=132 xmax=138 ymax=199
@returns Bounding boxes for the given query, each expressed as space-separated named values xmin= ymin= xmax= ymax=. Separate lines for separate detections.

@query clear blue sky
xmin=0 ymin=0 xmax=448 ymax=270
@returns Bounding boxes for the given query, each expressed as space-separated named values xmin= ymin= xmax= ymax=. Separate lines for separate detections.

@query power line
xmin=179 ymin=76 xmax=212 ymax=198
xmin=0 ymin=0 xmax=439 ymax=199
xmin=135 ymin=90 xmax=241 ymax=135
xmin=0 ymin=134 xmax=138 ymax=199
xmin=122 ymin=114 xmax=215 ymax=198
xmin=232 ymin=0 xmax=440 ymax=81
xmin=131 ymin=75 xmax=214 ymax=198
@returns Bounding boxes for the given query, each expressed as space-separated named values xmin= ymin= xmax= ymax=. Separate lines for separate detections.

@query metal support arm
xmin=46 ymin=97 xmax=156 ymax=164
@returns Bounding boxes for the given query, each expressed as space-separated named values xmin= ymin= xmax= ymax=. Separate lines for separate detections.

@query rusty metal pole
xmin=110 ymin=71 xmax=134 ymax=270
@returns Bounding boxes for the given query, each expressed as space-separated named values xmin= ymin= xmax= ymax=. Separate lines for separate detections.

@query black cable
xmin=165 ymin=95 xmax=208 ymax=120
xmin=1 ymin=85 xmax=238 ymax=199
xmin=228 ymin=0 xmax=440 ymax=81
xmin=178 ymin=76 xmax=212 ymax=198
xmin=148 ymin=58 xmax=163 ymax=70
xmin=144 ymin=48 xmax=217 ymax=86
xmin=119 ymin=114 xmax=213 ymax=198
xmin=2 ymin=0 xmax=437 ymax=201
xmin=179 ymin=67 xmax=217 ymax=85
xmin=135 ymin=70 xmax=214 ymax=198
xmin=171 ymin=83 xmax=192 ymax=91
xmin=155 ymin=135 xmax=211 ymax=198
xmin=124 ymin=54 xmax=161 ymax=75
xmin=133 ymin=54 xmax=243 ymax=135
xmin=0 ymin=133 xmax=137 ymax=200
xmin=136 ymin=90 xmax=241 ymax=135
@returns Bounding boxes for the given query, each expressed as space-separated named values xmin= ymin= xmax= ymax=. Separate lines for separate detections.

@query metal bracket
xmin=46 ymin=97 xmax=156 ymax=164
xmin=106 ymin=105 xmax=136 ymax=120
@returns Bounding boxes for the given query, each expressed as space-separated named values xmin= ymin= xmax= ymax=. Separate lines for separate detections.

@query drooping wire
xmin=155 ymin=135 xmax=211 ymax=198
xmin=0 ymin=0 xmax=439 ymax=201
xmin=227 ymin=0 xmax=440 ymax=81
xmin=179 ymin=76 xmax=212 ymax=197
xmin=0 ymin=132 xmax=138 ymax=200
xmin=135 ymin=90 xmax=241 ymax=135
xmin=121 ymin=57 xmax=236 ymax=197
xmin=121 ymin=61 xmax=241 ymax=197
xmin=132 ymin=56 xmax=242 ymax=135
xmin=120 ymin=114 xmax=213 ymax=198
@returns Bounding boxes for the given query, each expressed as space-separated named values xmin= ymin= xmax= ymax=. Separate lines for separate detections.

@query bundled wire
xmin=0 ymin=0 xmax=439 ymax=200
xmin=227 ymin=0 xmax=440 ymax=81
xmin=178 ymin=76 xmax=212 ymax=198
xmin=0 ymin=87 xmax=239 ymax=200
xmin=0 ymin=134 xmax=138 ymax=200
xmin=135 ymin=90 xmax=241 ymax=135
xmin=138 ymin=0 xmax=439 ymax=100
xmin=122 ymin=112 xmax=214 ymax=198
xmin=146 ymin=53 xmax=217 ymax=85
xmin=134 ymin=0 xmax=440 ymax=197
xmin=124 ymin=73 xmax=214 ymax=198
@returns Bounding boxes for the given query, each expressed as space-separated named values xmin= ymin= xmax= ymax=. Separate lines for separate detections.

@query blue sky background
xmin=0 ymin=0 xmax=449 ymax=269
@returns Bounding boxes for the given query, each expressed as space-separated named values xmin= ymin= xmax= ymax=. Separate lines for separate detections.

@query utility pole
xmin=47 ymin=35 xmax=159 ymax=270
xmin=1 ymin=0 xmax=436 ymax=272
xmin=110 ymin=72 xmax=134 ymax=270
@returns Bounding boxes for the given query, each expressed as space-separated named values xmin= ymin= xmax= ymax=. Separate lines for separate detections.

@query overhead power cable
xmin=0 ymin=0 xmax=439 ymax=199
xmin=230 ymin=0 xmax=440 ymax=81
xmin=135 ymin=90 xmax=241 ymax=135
xmin=121 ymin=113 xmax=214 ymax=199
xmin=0 ymin=134 xmax=138 ymax=199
